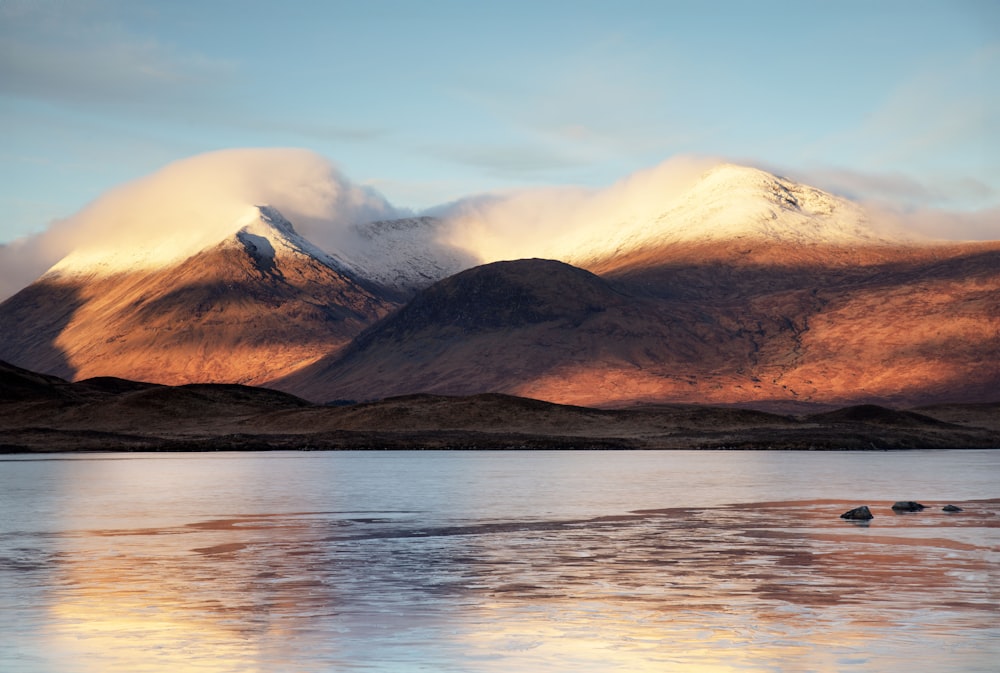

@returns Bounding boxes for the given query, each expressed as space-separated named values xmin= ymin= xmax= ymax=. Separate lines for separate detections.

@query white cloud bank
xmin=435 ymin=156 xmax=724 ymax=263
xmin=861 ymin=204 xmax=1000 ymax=242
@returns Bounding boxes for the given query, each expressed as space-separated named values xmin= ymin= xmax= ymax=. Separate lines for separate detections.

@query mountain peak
xmin=693 ymin=163 xmax=847 ymax=220
xmin=45 ymin=205 xmax=348 ymax=280
xmin=565 ymin=163 xmax=901 ymax=268
xmin=231 ymin=205 xmax=356 ymax=275
xmin=3 ymin=203 xmax=400 ymax=387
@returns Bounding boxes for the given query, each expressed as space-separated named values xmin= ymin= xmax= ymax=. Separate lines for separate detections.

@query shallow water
xmin=1 ymin=450 xmax=997 ymax=672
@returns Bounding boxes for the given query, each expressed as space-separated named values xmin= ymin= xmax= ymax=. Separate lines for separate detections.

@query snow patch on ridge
xmin=46 ymin=225 xmax=234 ymax=278
xmin=341 ymin=217 xmax=475 ymax=292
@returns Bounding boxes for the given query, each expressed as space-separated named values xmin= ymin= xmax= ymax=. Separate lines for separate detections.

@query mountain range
xmin=1 ymin=163 xmax=997 ymax=411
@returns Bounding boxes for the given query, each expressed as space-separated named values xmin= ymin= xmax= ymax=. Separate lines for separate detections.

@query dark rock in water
xmin=841 ymin=505 xmax=873 ymax=520
xmin=942 ymin=504 xmax=963 ymax=512
xmin=892 ymin=501 xmax=926 ymax=512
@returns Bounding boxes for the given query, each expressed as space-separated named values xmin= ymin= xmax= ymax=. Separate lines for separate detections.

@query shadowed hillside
xmin=3 ymin=360 xmax=997 ymax=452
xmin=276 ymin=244 xmax=1000 ymax=409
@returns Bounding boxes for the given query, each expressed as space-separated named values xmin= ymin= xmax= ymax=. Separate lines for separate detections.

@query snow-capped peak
xmin=562 ymin=163 xmax=905 ymax=265
xmin=233 ymin=206 xmax=356 ymax=272
xmin=45 ymin=205 xmax=349 ymax=279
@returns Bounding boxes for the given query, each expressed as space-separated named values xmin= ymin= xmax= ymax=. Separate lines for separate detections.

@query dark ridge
xmin=76 ymin=376 xmax=163 ymax=395
xmin=915 ymin=402 xmax=1000 ymax=416
xmin=806 ymin=404 xmax=956 ymax=428
xmin=0 ymin=359 xmax=74 ymax=401
xmin=351 ymin=259 xmax=626 ymax=348
xmin=367 ymin=392 xmax=600 ymax=414
xmin=2 ymin=360 xmax=998 ymax=452
xmin=467 ymin=392 xmax=602 ymax=413
xmin=177 ymin=383 xmax=313 ymax=408
xmin=97 ymin=383 xmax=310 ymax=416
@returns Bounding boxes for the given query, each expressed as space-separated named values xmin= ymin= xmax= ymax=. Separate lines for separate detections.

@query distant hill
xmin=2 ymin=360 xmax=997 ymax=452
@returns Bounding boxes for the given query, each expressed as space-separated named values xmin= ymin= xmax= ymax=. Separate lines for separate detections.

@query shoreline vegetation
xmin=2 ymin=361 xmax=998 ymax=453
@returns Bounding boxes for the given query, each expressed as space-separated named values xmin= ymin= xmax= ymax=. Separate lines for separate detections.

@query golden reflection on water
xmin=36 ymin=500 xmax=1000 ymax=672
xmin=42 ymin=517 xmax=325 ymax=672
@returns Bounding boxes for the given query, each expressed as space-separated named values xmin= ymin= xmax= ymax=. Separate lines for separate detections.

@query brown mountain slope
xmin=0 ymin=208 xmax=399 ymax=386
xmin=276 ymin=244 xmax=1000 ymax=409
xmin=562 ymin=240 xmax=1000 ymax=408
xmin=276 ymin=258 xmax=761 ymax=403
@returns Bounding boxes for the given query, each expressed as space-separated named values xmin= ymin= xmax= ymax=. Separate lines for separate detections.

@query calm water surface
xmin=0 ymin=450 xmax=997 ymax=672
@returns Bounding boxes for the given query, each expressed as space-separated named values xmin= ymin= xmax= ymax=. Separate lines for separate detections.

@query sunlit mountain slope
xmin=0 ymin=207 xmax=397 ymax=385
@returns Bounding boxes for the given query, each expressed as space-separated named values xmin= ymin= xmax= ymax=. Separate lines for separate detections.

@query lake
xmin=1 ymin=450 xmax=997 ymax=672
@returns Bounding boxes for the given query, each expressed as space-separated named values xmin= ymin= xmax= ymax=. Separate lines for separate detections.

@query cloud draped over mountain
xmin=0 ymin=148 xmax=400 ymax=298
xmin=434 ymin=156 xmax=723 ymax=263
xmin=1 ymin=148 xmax=997 ymax=301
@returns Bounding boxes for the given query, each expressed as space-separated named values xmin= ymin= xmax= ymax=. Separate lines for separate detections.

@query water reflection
xmin=39 ymin=514 xmax=335 ymax=672
xmin=21 ymin=499 xmax=999 ymax=672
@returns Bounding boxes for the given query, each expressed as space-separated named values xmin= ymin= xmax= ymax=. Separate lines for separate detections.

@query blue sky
xmin=1 ymin=0 xmax=997 ymax=245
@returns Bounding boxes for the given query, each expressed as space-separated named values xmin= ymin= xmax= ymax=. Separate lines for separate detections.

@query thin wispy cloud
xmin=805 ymin=46 xmax=999 ymax=198
xmin=777 ymin=167 xmax=997 ymax=210
xmin=440 ymin=34 xmax=683 ymax=178
xmin=0 ymin=1 xmax=234 ymax=108
xmin=862 ymin=204 xmax=1000 ymax=242
xmin=428 ymin=143 xmax=595 ymax=177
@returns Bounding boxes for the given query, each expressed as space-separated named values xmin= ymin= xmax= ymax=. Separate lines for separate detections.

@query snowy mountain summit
xmin=672 ymin=164 xmax=886 ymax=243
xmin=562 ymin=164 xmax=904 ymax=267
xmin=232 ymin=205 xmax=357 ymax=274
xmin=5 ymin=159 xmax=996 ymax=410
xmin=45 ymin=204 xmax=355 ymax=280
xmin=43 ymin=204 xmax=470 ymax=294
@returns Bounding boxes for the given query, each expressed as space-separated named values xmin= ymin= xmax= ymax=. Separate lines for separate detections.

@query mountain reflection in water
xmin=0 ymin=451 xmax=997 ymax=672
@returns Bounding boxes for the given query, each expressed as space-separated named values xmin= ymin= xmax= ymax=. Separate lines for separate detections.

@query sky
xmin=0 ymin=0 xmax=998 ymax=287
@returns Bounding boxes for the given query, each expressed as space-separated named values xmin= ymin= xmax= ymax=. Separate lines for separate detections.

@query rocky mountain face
xmin=0 ymin=207 xmax=399 ymax=386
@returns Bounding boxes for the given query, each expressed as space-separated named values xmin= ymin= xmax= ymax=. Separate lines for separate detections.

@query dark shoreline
xmin=3 ymin=360 xmax=997 ymax=453
xmin=3 ymin=410 xmax=998 ymax=453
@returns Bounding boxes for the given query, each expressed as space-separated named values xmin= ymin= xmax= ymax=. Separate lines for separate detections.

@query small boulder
xmin=891 ymin=501 xmax=926 ymax=512
xmin=841 ymin=505 xmax=873 ymax=520
xmin=942 ymin=504 xmax=963 ymax=512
